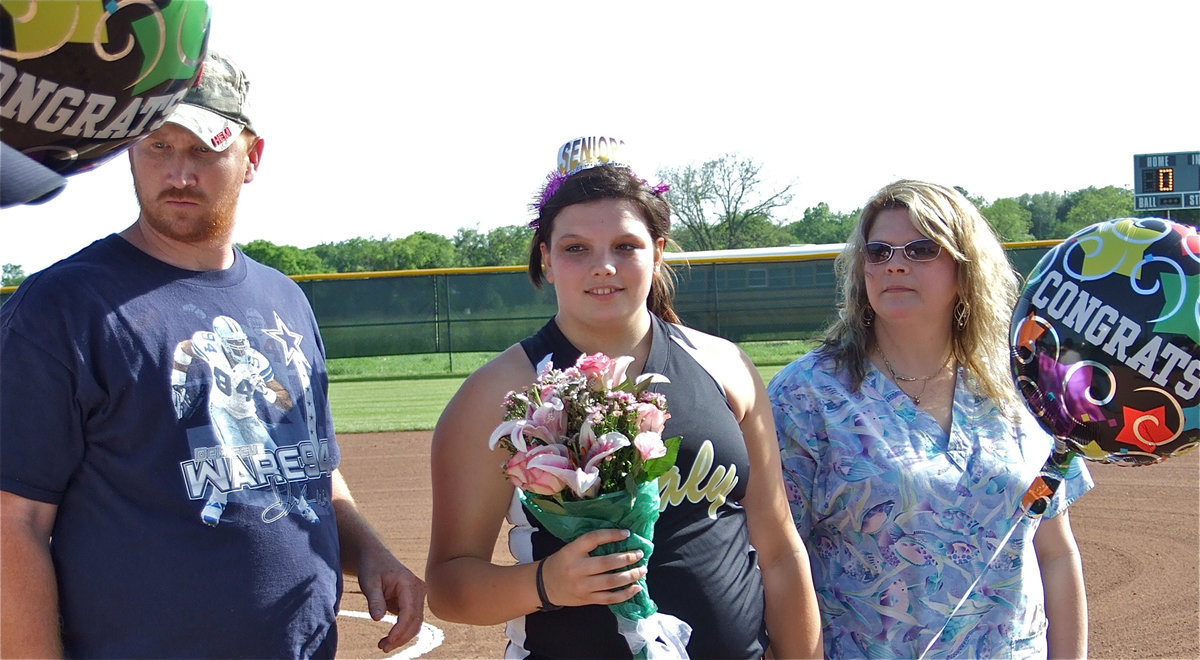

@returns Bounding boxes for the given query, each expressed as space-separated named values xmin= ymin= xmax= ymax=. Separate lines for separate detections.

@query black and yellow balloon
xmin=1010 ymin=217 xmax=1200 ymax=466
xmin=1 ymin=0 xmax=211 ymax=205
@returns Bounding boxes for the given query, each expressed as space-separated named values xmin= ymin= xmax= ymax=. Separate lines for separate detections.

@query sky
xmin=3 ymin=0 xmax=1199 ymax=275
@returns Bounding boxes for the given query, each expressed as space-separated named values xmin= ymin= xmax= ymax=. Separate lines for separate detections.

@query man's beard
xmin=134 ymin=181 xmax=238 ymax=244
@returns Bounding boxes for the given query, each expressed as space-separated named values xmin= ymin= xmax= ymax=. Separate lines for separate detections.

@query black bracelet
xmin=535 ymin=558 xmax=561 ymax=612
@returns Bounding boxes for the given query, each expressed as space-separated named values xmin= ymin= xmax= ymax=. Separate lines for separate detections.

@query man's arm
xmin=331 ymin=469 xmax=426 ymax=653
xmin=0 ymin=491 xmax=61 ymax=658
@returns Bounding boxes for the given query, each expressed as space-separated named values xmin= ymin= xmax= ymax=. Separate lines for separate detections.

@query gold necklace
xmin=879 ymin=347 xmax=950 ymax=406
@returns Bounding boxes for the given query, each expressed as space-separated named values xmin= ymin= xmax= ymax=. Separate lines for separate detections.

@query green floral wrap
xmin=519 ymin=480 xmax=661 ymax=622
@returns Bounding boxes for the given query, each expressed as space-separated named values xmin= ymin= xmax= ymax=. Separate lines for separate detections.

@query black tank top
xmin=507 ymin=315 xmax=767 ymax=659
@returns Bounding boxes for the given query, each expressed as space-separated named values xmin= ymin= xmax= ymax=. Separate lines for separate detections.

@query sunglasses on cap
xmin=863 ymin=238 xmax=942 ymax=264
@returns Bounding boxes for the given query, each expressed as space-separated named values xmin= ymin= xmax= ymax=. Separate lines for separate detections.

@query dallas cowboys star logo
xmin=263 ymin=312 xmax=310 ymax=370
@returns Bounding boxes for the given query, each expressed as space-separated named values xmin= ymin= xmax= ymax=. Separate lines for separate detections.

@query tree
xmin=455 ymin=224 xmax=530 ymax=266
xmin=980 ymin=198 xmax=1034 ymax=241
xmin=670 ymin=212 xmax=791 ymax=252
xmin=239 ymin=240 xmax=329 ymax=275
xmin=2 ymin=263 xmax=26 ymax=287
xmin=954 ymin=186 xmax=988 ymax=211
xmin=1062 ymin=186 xmax=1135 ymax=235
xmin=658 ymin=154 xmax=794 ymax=251
xmin=312 ymin=237 xmax=389 ymax=272
xmin=1015 ymin=191 xmax=1067 ymax=239
xmin=209 ymin=185 xmax=1192 ymax=277
xmin=395 ymin=232 xmax=456 ymax=270
xmin=1144 ymin=207 xmax=1199 ymax=225
xmin=783 ymin=203 xmax=858 ymax=244
xmin=723 ymin=212 xmax=793 ymax=250
xmin=1147 ymin=208 xmax=1195 ymax=226
xmin=454 ymin=227 xmax=489 ymax=267
xmin=485 ymin=225 xmax=532 ymax=266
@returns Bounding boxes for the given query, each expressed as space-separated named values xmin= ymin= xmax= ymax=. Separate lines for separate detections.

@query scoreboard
xmin=1133 ymin=151 xmax=1200 ymax=211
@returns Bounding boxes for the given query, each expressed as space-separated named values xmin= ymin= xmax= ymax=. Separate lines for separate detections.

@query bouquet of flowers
xmin=489 ymin=352 xmax=691 ymax=659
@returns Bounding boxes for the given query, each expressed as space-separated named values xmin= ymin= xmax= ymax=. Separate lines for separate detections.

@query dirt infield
xmin=334 ymin=431 xmax=1199 ymax=660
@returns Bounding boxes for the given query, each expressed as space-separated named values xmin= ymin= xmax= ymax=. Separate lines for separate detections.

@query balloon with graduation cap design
xmin=1010 ymin=217 xmax=1199 ymax=466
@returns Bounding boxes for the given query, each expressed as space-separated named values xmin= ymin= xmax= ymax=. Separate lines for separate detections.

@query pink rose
xmin=633 ymin=402 xmax=669 ymax=433
xmin=633 ymin=431 xmax=667 ymax=461
xmin=575 ymin=353 xmax=613 ymax=383
xmin=505 ymin=444 xmax=572 ymax=496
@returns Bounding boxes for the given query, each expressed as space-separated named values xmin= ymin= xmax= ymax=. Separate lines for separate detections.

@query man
xmin=0 ymin=51 xmax=425 ymax=658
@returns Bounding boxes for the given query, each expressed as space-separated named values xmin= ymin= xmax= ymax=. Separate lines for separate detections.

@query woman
xmin=426 ymin=143 xmax=822 ymax=659
xmin=768 ymin=180 xmax=1092 ymax=658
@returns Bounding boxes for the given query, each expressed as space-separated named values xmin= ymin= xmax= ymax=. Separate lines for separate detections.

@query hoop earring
xmin=862 ymin=305 xmax=875 ymax=328
xmin=954 ymin=300 xmax=970 ymax=330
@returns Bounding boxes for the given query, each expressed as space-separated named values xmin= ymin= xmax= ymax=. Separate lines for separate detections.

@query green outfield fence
xmin=0 ymin=242 xmax=1057 ymax=358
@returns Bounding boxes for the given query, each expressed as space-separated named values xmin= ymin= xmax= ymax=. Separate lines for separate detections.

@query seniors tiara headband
xmin=531 ymin=136 xmax=670 ymax=227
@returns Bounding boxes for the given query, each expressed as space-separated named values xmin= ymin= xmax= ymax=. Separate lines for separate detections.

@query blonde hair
xmin=821 ymin=179 xmax=1021 ymax=410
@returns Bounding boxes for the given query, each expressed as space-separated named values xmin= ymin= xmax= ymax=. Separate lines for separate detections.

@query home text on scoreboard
xmin=1133 ymin=151 xmax=1200 ymax=211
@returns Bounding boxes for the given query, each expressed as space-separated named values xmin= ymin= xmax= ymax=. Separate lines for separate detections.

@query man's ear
xmin=244 ymin=136 xmax=264 ymax=183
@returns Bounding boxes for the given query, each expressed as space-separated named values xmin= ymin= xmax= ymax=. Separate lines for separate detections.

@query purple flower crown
xmin=528 ymin=168 xmax=671 ymax=231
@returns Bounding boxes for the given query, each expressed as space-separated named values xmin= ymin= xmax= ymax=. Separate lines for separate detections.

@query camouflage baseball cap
xmin=167 ymin=50 xmax=255 ymax=152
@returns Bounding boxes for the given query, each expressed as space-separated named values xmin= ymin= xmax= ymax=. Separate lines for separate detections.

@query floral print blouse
xmin=769 ymin=350 xmax=1093 ymax=659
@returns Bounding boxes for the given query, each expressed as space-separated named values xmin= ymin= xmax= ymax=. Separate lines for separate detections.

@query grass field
xmin=327 ymin=339 xmax=816 ymax=433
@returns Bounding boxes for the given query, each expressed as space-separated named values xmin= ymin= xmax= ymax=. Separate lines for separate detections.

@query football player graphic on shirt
xmin=171 ymin=315 xmax=321 ymax=526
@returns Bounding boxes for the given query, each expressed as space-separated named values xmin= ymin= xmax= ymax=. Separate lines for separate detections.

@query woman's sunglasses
xmin=863 ymin=238 xmax=942 ymax=264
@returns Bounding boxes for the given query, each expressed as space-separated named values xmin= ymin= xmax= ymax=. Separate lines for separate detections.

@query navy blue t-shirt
xmin=1 ymin=235 xmax=342 ymax=658
xmin=507 ymin=315 xmax=767 ymax=659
